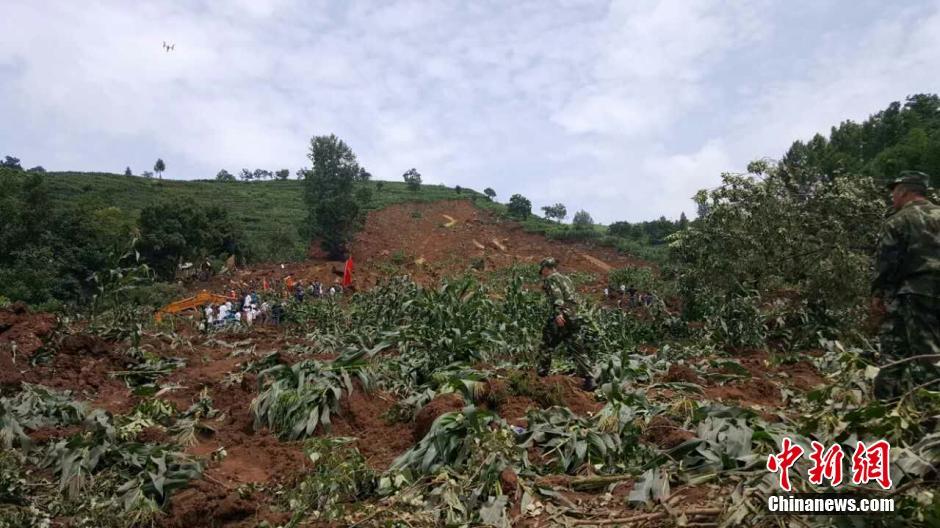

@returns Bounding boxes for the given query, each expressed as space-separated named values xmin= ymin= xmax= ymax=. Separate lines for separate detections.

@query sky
xmin=1 ymin=0 xmax=939 ymax=223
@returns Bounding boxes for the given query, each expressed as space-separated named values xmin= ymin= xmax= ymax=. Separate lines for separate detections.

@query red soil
xmin=543 ymin=375 xmax=603 ymax=416
xmin=413 ymin=392 xmax=465 ymax=441
xmin=329 ymin=390 xmax=414 ymax=471
xmin=641 ymin=415 xmax=695 ymax=450
xmin=662 ymin=364 xmax=704 ymax=385
xmin=202 ymin=199 xmax=648 ymax=296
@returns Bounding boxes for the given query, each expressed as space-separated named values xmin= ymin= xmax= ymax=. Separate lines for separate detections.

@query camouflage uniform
xmin=538 ymin=260 xmax=593 ymax=379
xmin=871 ymin=171 xmax=940 ymax=398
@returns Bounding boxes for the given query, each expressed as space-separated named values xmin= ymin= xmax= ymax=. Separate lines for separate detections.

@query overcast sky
xmin=2 ymin=0 xmax=938 ymax=223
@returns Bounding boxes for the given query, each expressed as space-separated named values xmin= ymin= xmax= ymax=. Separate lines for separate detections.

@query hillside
xmin=41 ymin=172 xmax=491 ymax=260
xmin=202 ymin=199 xmax=650 ymax=295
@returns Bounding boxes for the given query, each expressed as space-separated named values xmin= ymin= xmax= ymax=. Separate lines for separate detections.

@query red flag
xmin=342 ymin=256 xmax=354 ymax=287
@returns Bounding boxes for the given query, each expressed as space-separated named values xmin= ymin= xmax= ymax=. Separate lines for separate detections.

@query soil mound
xmin=330 ymin=390 xmax=414 ymax=470
xmin=413 ymin=392 xmax=465 ymax=441
xmin=542 ymin=375 xmax=603 ymax=415
xmin=641 ymin=415 xmax=694 ymax=450
xmin=662 ymin=364 xmax=704 ymax=385
xmin=0 ymin=308 xmax=57 ymax=387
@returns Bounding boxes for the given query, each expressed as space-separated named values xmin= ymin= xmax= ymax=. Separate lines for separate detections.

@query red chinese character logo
xmin=767 ymin=437 xmax=804 ymax=491
xmin=807 ymin=441 xmax=844 ymax=486
xmin=851 ymin=440 xmax=892 ymax=490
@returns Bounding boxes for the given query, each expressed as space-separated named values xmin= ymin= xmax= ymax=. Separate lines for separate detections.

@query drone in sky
xmin=162 ymin=41 xmax=175 ymax=52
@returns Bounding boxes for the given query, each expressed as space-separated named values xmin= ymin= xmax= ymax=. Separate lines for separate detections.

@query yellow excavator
xmin=155 ymin=290 xmax=229 ymax=322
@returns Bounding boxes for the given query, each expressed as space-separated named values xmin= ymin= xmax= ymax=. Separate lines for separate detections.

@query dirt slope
xmin=206 ymin=199 xmax=648 ymax=293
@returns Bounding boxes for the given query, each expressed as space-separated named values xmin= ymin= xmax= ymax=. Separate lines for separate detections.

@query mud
xmin=0 ymin=305 xmax=56 ymax=357
xmin=200 ymin=200 xmax=649 ymax=296
xmin=641 ymin=416 xmax=695 ymax=450
xmin=543 ymin=375 xmax=603 ymax=416
xmin=781 ymin=360 xmax=826 ymax=391
xmin=704 ymin=378 xmax=782 ymax=408
xmin=413 ymin=392 xmax=465 ymax=441
xmin=497 ymin=395 xmax=538 ymax=426
xmin=160 ymin=479 xmax=290 ymax=528
xmin=330 ymin=390 xmax=414 ymax=470
xmin=662 ymin=364 xmax=704 ymax=385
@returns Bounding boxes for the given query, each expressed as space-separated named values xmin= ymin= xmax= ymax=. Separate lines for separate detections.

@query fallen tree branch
xmin=570 ymin=474 xmax=634 ymax=491
xmin=878 ymin=354 xmax=940 ymax=370
xmin=570 ymin=508 xmax=722 ymax=526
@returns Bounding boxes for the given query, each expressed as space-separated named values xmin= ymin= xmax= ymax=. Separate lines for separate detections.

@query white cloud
xmin=0 ymin=0 xmax=936 ymax=222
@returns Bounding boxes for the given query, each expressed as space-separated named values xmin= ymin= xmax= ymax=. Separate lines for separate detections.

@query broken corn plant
xmin=521 ymin=406 xmax=628 ymax=474
xmin=250 ymin=348 xmax=372 ymax=439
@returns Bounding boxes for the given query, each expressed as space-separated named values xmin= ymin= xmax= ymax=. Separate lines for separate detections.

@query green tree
xmin=0 ymin=169 xmax=118 ymax=305
xmin=142 ymin=171 xmax=154 ymax=179
xmin=455 ymin=185 xmax=462 ymax=194
xmin=572 ymin=210 xmax=593 ymax=228
xmin=154 ymin=158 xmax=166 ymax=179
xmin=216 ymin=169 xmax=235 ymax=182
xmin=779 ymin=93 xmax=940 ymax=191
xmin=27 ymin=166 xmax=45 ymax=173
xmin=507 ymin=194 xmax=532 ymax=219
xmin=275 ymin=169 xmax=290 ymax=180
xmin=541 ymin=203 xmax=567 ymax=222
xmin=402 ymin=168 xmax=422 ymax=191
xmin=672 ymin=170 xmax=881 ymax=322
xmin=302 ymin=134 xmax=364 ymax=259
xmin=484 ymin=187 xmax=496 ymax=201
xmin=1 ymin=156 xmax=22 ymax=170
xmin=124 ymin=166 xmax=133 ymax=177
xmin=240 ymin=168 xmax=253 ymax=181
xmin=137 ymin=200 xmax=241 ymax=279
xmin=355 ymin=168 xmax=372 ymax=183
xmin=678 ymin=212 xmax=689 ymax=229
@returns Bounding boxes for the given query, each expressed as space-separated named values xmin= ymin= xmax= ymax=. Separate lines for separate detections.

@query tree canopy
xmin=302 ymin=134 xmax=364 ymax=259
xmin=216 ymin=169 xmax=235 ymax=182
xmin=402 ymin=168 xmax=422 ymax=191
xmin=572 ymin=210 xmax=593 ymax=228
xmin=507 ymin=194 xmax=532 ymax=219
xmin=137 ymin=200 xmax=241 ymax=279
xmin=541 ymin=203 xmax=567 ymax=222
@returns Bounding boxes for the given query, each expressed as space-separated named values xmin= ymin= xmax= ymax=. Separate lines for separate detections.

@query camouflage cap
xmin=539 ymin=257 xmax=558 ymax=270
xmin=886 ymin=170 xmax=931 ymax=190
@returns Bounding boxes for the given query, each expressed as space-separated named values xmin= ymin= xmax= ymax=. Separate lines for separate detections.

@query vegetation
xmin=541 ymin=203 xmax=566 ymax=222
xmin=507 ymin=193 xmax=532 ymax=219
xmin=137 ymin=200 xmax=242 ymax=279
xmin=4 ymin=95 xmax=940 ymax=528
xmin=779 ymin=93 xmax=940 ymax=190
xmin=0 ymin=170 xmax=130 ymax=307
xmin=402 ymin=168 xmax=422 ymax=192
xmin=571 ymin=209 xmax=593 ymax=229
xmin=153 ymin=158 xmax=165 ymax=179
xmin=301 ymin=134 xmax=368 ymax=259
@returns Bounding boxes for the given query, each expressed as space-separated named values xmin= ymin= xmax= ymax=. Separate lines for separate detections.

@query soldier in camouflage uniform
xmin=871 ymin=170 xmax=940 ymax=399
xmin=537 ymin=257 xmax=596 ymax=391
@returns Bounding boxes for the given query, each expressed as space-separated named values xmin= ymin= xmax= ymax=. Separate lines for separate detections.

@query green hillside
xmin=43 ymin=172 xmax=485 ymax=260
